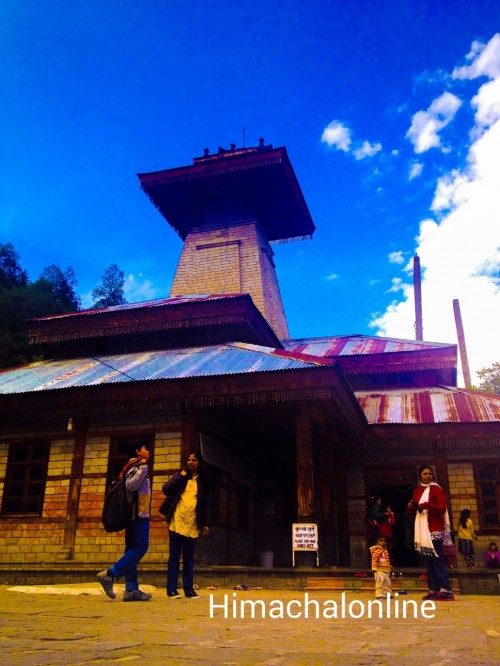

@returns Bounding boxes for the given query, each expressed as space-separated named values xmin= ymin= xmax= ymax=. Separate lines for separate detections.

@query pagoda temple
xmin=0 ymin=141 xmax=499 ymax=579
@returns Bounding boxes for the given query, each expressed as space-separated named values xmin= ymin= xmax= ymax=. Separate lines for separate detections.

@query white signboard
xmin=292 ymin=523 xmax=319 ymax=566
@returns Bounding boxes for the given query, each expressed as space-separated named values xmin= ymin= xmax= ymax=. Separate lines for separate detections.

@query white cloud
xmin=408 ymin=161 xmax=424 ymax=180
xmin=353 ymin=141 xmax=382 ymax=160
xmin=125 ymin=272 xmax=161 ymax=303
xmin=387 ymin=277 xmax=405 ymax=293
xmin=321 ymin=120 xmax=382 ymax=159
xmin=452 ymin=34 xmax=500 ymax=80
xmin=388 ymin=251 xmax=405 ymax=265
xmin=321 ymin=120 xmax=352 ymax=151
xmin=430 ymin=169 xmax=469 ymax=212
xmin=406 ymin=91 xmax=462 ymax=153
xmin=471 ymin=77 xmax=500 ymax=129
xmin=325 ymin=273 xmax=339 ymax=281
xmin=372 ymin=35 xmax=500 ymax=386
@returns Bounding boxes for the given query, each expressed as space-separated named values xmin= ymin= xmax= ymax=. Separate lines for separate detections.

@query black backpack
xmin=102 ymin=463 xmax=139 ymax=533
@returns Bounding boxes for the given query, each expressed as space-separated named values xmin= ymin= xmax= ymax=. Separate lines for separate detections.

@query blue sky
xmin=2 ymin=1 xmax=499 ymax=384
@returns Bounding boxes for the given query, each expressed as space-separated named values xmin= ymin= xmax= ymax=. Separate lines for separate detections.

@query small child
xmin=485 ymin=542 xmax=500 ymax=569
xmin=370 ymin=536 xmax=392 ymax=599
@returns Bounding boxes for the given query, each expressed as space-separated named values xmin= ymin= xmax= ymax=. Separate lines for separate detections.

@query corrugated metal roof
xmin=30 ymin=294 xmax=243 ymax=322
xmin=283 ymin=335 xmax=453 ymax=357
xmin=0 ymin=343 xmax=326 ymax=395
xmin=356 ymin=387 xmax=500 ymax=424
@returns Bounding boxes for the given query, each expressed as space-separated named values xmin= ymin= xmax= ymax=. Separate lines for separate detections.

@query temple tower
xmin=138 ymin=141 xmax=315 ymax=340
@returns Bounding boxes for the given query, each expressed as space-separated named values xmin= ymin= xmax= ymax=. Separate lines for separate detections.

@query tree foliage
xmin=475 ymin=362 xmax=500 ymax=396
xmin=0 ymin=243 xmax=28 ymax=289
xmin=34 ymin=264 xmax=81 ymax=312
xmin=0 ymin=244 xmax=131 ymax=369
xmin=0 ymin=243 xmax=81 ymax=368
xmin=91 ymin=264 xmax=127 ymax=308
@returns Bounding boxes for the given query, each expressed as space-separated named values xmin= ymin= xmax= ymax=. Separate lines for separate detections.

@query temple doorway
xmin=366 ymin=468 xmax=420 ymax=567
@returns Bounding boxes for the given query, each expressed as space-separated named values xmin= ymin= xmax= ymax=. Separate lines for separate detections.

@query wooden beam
xmin=58 ymin=418 xmax=87 ymax=560
xmin=296 ymin=409 xmax=314 ymax=520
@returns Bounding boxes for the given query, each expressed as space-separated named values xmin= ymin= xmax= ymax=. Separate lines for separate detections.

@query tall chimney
xmin=453 ymin=298 xmax=472 ymax=388
xmin=413 ymin=254 xmax=423 ymax=340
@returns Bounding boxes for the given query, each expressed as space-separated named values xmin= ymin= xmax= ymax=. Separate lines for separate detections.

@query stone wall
xmin=0 ymin=412 xmax=184 ymax=566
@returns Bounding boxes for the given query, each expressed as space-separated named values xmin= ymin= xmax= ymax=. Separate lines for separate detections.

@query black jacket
xmin=162 ymin=469 xmax=211 ymax=531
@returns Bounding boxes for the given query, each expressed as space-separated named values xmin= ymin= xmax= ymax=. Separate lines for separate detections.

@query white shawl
xmin=414 ymin=483 xmax=450 ymax=557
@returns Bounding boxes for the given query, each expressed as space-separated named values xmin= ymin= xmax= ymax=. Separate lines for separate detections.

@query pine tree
xmin=92 ymin=264 xmax=127 ymax=308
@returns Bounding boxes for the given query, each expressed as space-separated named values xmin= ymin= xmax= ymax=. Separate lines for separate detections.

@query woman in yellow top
xmin=162 ymin=450 xmax=211 ymax=598
xmin=456 ymin=508 xmax=477 ymax=568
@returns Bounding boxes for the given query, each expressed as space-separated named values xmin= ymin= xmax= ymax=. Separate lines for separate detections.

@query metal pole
xmin=453 ymin=298 xmax=472 ymax=388
xmin=413 ymin=254 xmax=423 ymax=340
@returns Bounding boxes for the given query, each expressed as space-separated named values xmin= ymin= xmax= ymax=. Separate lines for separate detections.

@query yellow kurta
xmin=169 ymin=477 xmax=200 ymax=538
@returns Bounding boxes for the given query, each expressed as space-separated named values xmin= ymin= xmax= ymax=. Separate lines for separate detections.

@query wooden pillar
xmin=295 ymin=409 xmax=315 ymax=566
xmin=181 ymin=408 xmax=198 ymax=463
xmin=316 ymin=422 xmax=337 ymax=564
xmin=59 ymin=417 xmax=87 ymax=560
xmin=433 ymin=445 xmax=452 ymax=529
xmin=334 ymin=447 xmax=350 ymax=566
xmin=434 ymin=446 xmax=449 ymax=493
xmin=296 ymin=409 xmax=314 ymax=521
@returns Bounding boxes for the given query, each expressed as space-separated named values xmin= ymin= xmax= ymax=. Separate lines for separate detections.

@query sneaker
xmin=123 ymin=589 xmax=152 ymax=602
xmin=167 ymin=590 xmax=181 ymax=599
xmin=185 ymin=590 xmax=200 ymax=598
xmin=422 ymin=591 xmax=437 ymax=600
xmin=97 ymin=570 xmax=116 ymax=600
xmin=435 ymin=591 xmax=455 ymax=601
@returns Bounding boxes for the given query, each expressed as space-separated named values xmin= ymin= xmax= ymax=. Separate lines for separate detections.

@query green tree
xmin=0 ymin=242 xmax=28 ymax=288
xmin=476 ymin=362 xmax=500 ymax=395
xmin=33 ymin=264 xmax=81 ymax=312
xmin=0 ymin=247 xmax=82 ymax=368
xmin=92 ymin=264 xmax=127 ymax=308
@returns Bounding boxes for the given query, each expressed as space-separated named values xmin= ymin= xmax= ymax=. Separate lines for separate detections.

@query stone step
xmin=306 ymin=577 xmax=460 ymax=592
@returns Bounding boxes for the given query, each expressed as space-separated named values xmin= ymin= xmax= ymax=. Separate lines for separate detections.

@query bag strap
xmin=120 ymin=461 xmax=142 ymax=519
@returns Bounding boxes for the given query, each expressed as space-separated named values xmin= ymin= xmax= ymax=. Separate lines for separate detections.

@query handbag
xmin=159 ymin=496 xmax=173 ymax=517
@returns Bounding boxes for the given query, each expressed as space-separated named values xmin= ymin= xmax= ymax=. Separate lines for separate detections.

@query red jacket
xmin=378 ymin=512 xmax=395 ymax=537
xmin=408 ymin=484 xmax=448 ymax=532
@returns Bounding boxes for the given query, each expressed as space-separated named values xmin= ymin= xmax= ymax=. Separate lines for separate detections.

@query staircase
xmin=306 ymin=573 xmax=460 ymax=593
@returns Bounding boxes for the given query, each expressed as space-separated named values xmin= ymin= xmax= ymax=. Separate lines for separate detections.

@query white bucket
xmin=259 ymin=550 xmax=274 ymax=568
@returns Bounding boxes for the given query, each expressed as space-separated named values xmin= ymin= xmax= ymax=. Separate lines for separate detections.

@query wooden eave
xmin=337 ymin=346 xmax=457 ymax=374
xmin=366 ymin=422 xmax=500 ymax=442
xmin=137 ymin=146 xmax=315 ymax=242
xmin=337 ymin=347 xmax=457 ymax=389
xmin=0 ymin=365 xmax=366 ymax=442
xmin=27 ymin=295 xmax=282 ymax=350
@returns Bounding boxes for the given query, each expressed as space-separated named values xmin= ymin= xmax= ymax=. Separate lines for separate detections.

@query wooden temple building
xmin=0 ymin=141 xmax=499 ymax=578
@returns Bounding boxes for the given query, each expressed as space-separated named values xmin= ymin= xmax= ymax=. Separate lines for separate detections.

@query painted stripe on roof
xmin=283 ymin=335 xmax=452 ymax=357
xmin=356 ymin=388 xmax=500 ymax=424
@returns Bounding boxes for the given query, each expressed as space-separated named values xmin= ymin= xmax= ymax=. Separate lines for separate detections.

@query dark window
xmin=476 ymin=464 xmax=500 ymax=529
xmin=2 ymin=442 xmax=50 ymax=515
xmin=106 ymin=435 xmax=153 ymax=491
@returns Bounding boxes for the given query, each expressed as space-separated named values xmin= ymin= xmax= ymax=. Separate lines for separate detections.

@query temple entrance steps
xmin=2 ymin=564 xmax=498 ymax=593
xmin=306 ymin=574 xmax=460 ymax=593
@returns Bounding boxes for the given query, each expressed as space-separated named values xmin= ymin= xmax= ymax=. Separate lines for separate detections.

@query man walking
xmin=97 ymin=443 xmax=152 ymax=601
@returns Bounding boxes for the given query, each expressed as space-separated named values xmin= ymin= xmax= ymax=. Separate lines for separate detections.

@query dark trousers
xmin=110 ymin=519 xmax=149 ymax=591
xmin=167 ymin=529 xmax=197 ymax=594
xmin=424 ymin=538 xmax=452 ymax=592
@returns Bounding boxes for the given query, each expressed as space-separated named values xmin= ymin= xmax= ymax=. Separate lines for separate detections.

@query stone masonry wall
xmin=169 ymin=221 xmax=289 ymax=339
xmin=447 ymin=461 xmax=497 ymax=567
xmin=0 ymin=412 xmax=183 ymax=567
xmin=347 ymin=466 xmax=368 ymax=568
